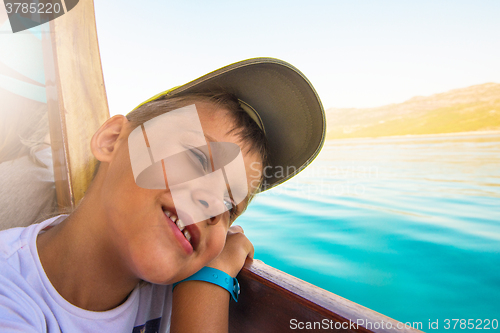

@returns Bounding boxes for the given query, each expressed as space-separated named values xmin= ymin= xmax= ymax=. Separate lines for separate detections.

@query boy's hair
xmin=126 ymin=91 xmax=270 ymax=191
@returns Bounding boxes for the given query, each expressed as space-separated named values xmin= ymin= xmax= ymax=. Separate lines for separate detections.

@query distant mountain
xmin=326 ymin=83 xmax=500 ymax=140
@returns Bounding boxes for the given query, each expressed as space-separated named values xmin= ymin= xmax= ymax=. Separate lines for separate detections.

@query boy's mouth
xmin=162 ymin=207 xmax=200 ymax=251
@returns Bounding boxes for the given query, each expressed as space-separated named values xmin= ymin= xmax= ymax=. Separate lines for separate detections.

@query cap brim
xmin=140 ymin=58 xmax=326 ymax=191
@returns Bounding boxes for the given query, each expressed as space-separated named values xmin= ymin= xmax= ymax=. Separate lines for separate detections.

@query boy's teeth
xmin=175 ymin=220 xmax=185 ymax=232
xmin=176 ymin=219 xmax=185 ymax=231
xmin=183 ymin=230 xmax=192 ymax=242
xmin=164 ymin=210 xmax=191 ymax=243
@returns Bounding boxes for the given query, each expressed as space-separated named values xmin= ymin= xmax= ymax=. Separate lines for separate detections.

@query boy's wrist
xmin=173 ymin=267 xmax=240 ymax=302
xmin=206 ymin=261 xmax=238 ymax=278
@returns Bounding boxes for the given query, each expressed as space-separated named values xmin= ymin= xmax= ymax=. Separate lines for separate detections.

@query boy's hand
xmin=207 ymin=225 xmax=254 ymax=277
xmin=171 ymin=225 xmax=252 ymax=333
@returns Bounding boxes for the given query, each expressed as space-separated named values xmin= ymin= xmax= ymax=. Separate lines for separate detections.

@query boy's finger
xmin=244 ymin=256 xmax=254 ymax=268
xmin=248 ymin=248 xmax=254 ymax=260
xmin=228 ymin=225 xmax=244 ymax=234
xmin=246 ymin=241 xmax=255 ymax=260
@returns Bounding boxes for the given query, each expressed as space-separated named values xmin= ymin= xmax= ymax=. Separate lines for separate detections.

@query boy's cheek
xmin=202 ymin=230 xmax=227 ymax=261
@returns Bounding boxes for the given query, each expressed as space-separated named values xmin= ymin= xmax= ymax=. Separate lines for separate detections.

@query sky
xmin=92 ymin=0 xmax=500 ymax=116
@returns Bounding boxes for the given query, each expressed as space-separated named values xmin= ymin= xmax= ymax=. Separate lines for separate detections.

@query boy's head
xmin=88 ymin=58 xmax=325 ymax=284
xmin=89 ymin=95 xmax=265 ymax=284
xmin=125 ymin=92 xmax=269 ymax=224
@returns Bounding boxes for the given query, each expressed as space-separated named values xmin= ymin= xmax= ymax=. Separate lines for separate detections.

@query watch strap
xmin=173 ymin=267 xmax=240 ymax=302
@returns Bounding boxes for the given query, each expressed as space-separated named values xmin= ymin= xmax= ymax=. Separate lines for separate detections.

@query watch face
xmin=233 ymin=278 xmax=240 ymax=301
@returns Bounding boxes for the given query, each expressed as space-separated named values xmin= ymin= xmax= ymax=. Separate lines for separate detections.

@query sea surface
xmin=238 ymin=132 xmax=500 ymax=331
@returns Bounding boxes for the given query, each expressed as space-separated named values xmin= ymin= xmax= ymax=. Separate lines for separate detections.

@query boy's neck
xmin=36 ymin=193 xmax=140 ymax=311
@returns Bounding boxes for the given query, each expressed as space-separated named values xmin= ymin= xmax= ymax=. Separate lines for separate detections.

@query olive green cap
xmin=134 ymin=58 xmax=326 ymax=191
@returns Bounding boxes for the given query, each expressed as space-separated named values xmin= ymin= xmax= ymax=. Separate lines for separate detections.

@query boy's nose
xmin=191 ymin=189 xmax=225 ymax=225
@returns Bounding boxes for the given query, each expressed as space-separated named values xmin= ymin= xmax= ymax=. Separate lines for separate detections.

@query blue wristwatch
xmin=173 ymin=267 xmax=240 ymax=302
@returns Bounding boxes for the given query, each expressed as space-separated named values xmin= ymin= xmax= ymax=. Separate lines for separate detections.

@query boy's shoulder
xmin=0 ymin=224 xmax=32 ymax=261
xmin=0 ymin=216 xmax=68 ymax=332
xmin=0 ymin=224 xmax=49 ymax=332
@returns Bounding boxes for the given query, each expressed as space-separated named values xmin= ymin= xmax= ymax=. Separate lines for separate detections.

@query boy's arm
xmin=170 ymin=280 xmax=230 ymax=333
xmin=170 ymin=226 xmax=254 ymax=333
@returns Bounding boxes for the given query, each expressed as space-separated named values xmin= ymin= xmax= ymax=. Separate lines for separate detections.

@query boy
xmin=0 ymin=58 xmax=325 ymax=332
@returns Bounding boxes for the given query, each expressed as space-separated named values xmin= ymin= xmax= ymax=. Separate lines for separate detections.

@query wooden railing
xmin=230 ymin=260 xmax=421 ymax=333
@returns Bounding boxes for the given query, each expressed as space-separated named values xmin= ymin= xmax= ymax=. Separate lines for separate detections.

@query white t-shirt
xmin=0 ymin=216 xmax=172 ymax=333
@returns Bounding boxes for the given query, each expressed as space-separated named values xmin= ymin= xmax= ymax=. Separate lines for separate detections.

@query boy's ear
xmin=91 ymin=115 xmax=129 ymax=162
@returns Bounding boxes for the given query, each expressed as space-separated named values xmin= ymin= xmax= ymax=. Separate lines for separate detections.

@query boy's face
xmin=96 ymin=102 xmax=262 ymax=284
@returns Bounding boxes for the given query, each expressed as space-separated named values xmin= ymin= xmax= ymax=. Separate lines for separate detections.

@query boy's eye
xmin=224 ymin=198 xmax=238 ymax=220
xmin=189 ymin=147 xmax=209 ymax=171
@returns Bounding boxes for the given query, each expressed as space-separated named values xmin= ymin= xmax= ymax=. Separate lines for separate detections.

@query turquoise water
xmin=239 ymin=132 xmax=500 ymax=331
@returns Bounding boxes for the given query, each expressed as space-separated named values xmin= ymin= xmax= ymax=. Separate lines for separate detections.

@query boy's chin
xmin=136 ymin=263 xmax=197 ymax=286
xmin=139 ymin=273 xmax=177 ymax=286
